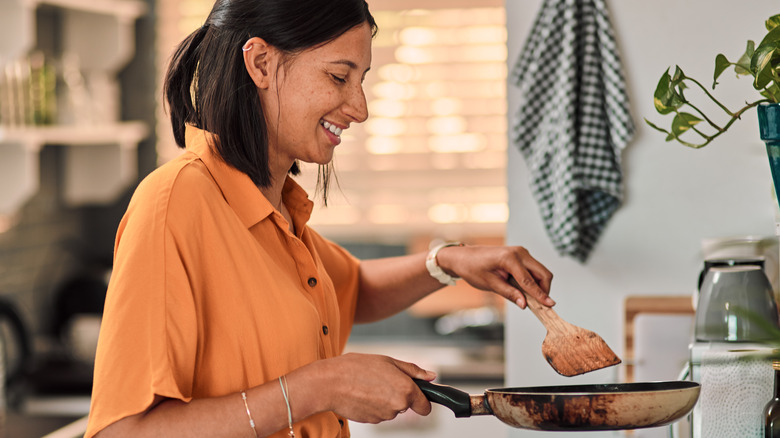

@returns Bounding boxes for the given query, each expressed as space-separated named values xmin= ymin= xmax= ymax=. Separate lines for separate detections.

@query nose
xmin=344 ymin=83 xmax=368 ymax=123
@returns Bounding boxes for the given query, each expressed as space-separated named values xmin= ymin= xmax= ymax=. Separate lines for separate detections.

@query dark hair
xmin=164 ymin=0 xmax=377 ymax=194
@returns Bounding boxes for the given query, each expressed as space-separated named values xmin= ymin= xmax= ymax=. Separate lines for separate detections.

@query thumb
xmin=393 ymin=358 xmax=437 ymax=381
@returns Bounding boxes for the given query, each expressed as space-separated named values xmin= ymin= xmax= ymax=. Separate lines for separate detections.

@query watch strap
xmin=425 ymin=242 xmax=463 ymax=286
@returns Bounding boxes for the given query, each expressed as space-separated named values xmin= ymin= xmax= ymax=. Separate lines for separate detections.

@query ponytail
xmin=163 ymin=25 xmax=210 ymax=148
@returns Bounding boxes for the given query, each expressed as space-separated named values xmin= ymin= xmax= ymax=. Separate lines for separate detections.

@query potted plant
xmin=647 ymin=13 xmax=780 ymax=202
xmin=646 ymin=13 xmax=780 ymax=149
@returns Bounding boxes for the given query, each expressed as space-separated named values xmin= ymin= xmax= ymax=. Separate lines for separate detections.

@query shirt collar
xmin=184 ymin=125 xmax=314 ymax=231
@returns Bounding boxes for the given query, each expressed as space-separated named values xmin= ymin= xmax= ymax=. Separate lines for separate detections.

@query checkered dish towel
xmin=511 ymin=0 xmax=635 ymax=262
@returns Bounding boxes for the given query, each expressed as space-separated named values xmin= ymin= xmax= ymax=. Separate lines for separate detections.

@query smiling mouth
xmin=320 ymin=119 xmax=343 ymax=138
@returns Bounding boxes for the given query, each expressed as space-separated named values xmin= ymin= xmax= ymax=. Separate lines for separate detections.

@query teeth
xmin=320 ymin=119 xmax=342 ymax=136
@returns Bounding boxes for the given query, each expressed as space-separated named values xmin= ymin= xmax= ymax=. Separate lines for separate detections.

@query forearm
xmin=354 ymin=244 xmax=555 ymax=322
xmin=95 ymin=353 xmax=436 ymax=437
xmin=95 ymin=363 xmax=328 ymax=438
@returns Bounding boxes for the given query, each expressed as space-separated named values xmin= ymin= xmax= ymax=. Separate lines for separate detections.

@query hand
xmin=317 ymin=353 xmax=435 ymax=424
xmin=436 ymin=245 xmax=554 ymax=309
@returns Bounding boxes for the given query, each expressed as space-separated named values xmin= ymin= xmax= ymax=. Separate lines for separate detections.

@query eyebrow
xmin=330 ymin=59 xmax=371 ymax=74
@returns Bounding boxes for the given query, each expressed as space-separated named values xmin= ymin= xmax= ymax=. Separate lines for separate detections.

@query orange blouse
xmin=86 ymin=126 xmax=361 ymax=437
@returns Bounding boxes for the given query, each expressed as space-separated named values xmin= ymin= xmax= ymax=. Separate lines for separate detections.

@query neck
xmin=260 ymin=182 xmax=284 ymax=212
xmin=263 ymin=148 xmax=295 ymax=214
xmin=262 ymin=152 xmax=294 ymax=210
xmin=260 ymin=178 xmax=295 ymax=234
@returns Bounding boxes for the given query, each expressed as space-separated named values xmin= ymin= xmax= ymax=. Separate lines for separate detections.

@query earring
xmin=242 ymin=43 xmax=253 ymax=52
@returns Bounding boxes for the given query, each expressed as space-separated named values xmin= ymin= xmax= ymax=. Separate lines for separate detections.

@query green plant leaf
xmin=752 ymin=43 xmax=780 ymax=89
xmin=672 ymin=65 xmax=685 ymax=82
xmin=713 ymin=54 xmax=731 ymax=87
xmin=768 ymin=14 xmax=780 ymax=32
xmin=753 ymin=25 xmax=780 ymax=83
xmin=653 ymin=68 xmax=685 ymax=114
xmin=770 ymin=82 xmax=780 ymax=102
xmin=644 ymin=118 xmax=680 ymax=143
xmin=752 ymin=22 xmax=780 ymax=94
xmin=670 ymin=112 xmax=702 ymax=138
xmin=734 ymin=40 xmax=755 ymax=76
xmin=759 ymin=20 xmax=780 ymax=48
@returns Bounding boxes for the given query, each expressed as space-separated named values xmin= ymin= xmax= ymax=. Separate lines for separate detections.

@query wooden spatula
xmin=510 ymin=277 xmax=621 ymax=376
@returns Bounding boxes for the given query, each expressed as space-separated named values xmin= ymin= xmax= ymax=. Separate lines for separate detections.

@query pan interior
xmin=488 ymin=381 xmax=699 ymax=395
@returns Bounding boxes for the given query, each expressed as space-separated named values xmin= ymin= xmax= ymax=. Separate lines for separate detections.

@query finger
xmin=525 ymin=259 xmax=554 ymax=293
xmin=487 ymin=274 xmax=528 ymax=308
xmin=409 ymin=391 xmax=433 ymax=416
xmin=516 ymin=295 xmax=527 ymax=310
xmin=508 ymin=272 xmax=555 ymax=307
xmin=406 ymin=379 xmax=433 ymax=416
xmin=509 ymin=248 xmax=553 ymax=294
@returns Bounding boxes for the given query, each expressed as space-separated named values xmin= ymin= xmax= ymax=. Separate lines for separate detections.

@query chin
xmin=315 ymin=149 xmax=336 ymax=165
xmin=302 ymin=154 xmax=335 ymax=167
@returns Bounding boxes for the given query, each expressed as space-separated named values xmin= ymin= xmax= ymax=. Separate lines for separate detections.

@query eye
xmin=330 ymin=74 xmax=347 ymax=84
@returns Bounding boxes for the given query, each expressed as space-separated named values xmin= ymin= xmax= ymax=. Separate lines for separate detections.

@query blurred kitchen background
xmin=0 ymin=0 xmax=779 ymax=437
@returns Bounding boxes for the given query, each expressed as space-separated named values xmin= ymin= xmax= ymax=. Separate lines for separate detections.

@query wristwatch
xmin=425 ymin=242 xmax=464 ymax=286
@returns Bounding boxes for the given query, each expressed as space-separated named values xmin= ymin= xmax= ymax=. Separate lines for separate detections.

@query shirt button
xmin=322 ymin=325 xmax=329 ymax=335
xmin=308 ymin=277 xmax=317 ymax=287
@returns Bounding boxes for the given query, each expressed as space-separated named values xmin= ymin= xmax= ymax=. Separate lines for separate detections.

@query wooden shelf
xmin=0 ymin=122 xmax=149 ymax=212
xmin=0 ymin=122 xmax=148 ymax=150
xmin=36 ymin=0 xmax=147 ymax=20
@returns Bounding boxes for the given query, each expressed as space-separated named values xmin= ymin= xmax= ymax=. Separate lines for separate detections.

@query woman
xmin=85 ymin=0 xmax=555 ymax=436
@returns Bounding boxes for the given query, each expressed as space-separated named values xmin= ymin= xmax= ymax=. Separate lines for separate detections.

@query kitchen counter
xmin=3 ymin=412 xmax=82 ymax=438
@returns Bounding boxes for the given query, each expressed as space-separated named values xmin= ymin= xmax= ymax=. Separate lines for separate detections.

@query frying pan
xmin=414 ymin=379 xmax=700 ymax=431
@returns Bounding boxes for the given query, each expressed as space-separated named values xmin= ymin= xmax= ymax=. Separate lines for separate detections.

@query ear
xmin=242 ymin=37 xmax=276 ymax=89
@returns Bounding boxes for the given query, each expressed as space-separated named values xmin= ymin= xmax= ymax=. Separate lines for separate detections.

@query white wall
xmin=505 ymin=1 xmax=779 ymax=437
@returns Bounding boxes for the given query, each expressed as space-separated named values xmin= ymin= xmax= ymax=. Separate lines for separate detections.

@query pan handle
xmin=413 ymin=379 xmax=472 ymax=418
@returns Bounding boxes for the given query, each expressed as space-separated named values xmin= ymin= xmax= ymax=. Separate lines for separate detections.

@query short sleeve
xmin=85 ymin=169 xmax=199 ymax=437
